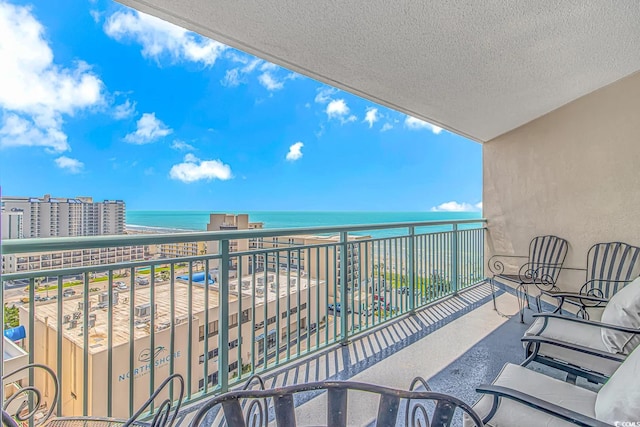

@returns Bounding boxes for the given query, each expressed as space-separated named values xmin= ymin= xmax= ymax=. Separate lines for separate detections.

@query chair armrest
xmin=488 ymin=254 xmax=528 ymax=275
xmin=533 ymin=313 xmax=640 ymax=334
xmin=476 ymin=385 xmax=612 ymax=427
xmin=521 ymin=336 xmax=626 ymax=362
xmin=542 ymin=291 xmax=609 ymax=303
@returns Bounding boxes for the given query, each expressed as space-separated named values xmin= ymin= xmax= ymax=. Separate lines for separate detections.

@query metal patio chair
xmin=541 ymin=241 xmax=640 ymax=319
xmin=465 ymin=339 xmax=640 ymax=427
xmin=2 ymin=364 xmax=183 ymax=427
xmin=45 ymin=374 xmax=184 ymax=427
xmin=190 ymin=375 xmax=484 ymax=427
xmin=522 ymin=275 xmax=640 ymax=384
xmin=488 ymin=235 xmax=569 ymax=322
xmin=2 ymin=364 xmax=59 ymax=427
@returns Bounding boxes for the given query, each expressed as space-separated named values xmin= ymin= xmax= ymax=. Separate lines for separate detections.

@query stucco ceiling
xmin=118 ymin=0 xmax=640 ymax=142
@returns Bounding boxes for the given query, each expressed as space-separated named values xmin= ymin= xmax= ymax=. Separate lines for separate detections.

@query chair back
xmin=124 ymin=373 xmax=184 ymax=427
xmin=528 ymin=235 xmax=569 ymax=284
xmin=2 ymin=364 xmax=59 ymax=426
xmin=585 ymin=242 xmax=640 ymax=298
xmin=189 ymin=375 xmax=483 ymax=427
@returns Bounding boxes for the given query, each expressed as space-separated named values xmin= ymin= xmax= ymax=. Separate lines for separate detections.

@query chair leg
xmin=490 ymin=276 xmax=498 ymax=311
xmin=516 ymin=284 xmax=527 ymax=323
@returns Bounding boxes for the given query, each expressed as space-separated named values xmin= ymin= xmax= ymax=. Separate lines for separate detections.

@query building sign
xmin=118 ymin=346 xmax=181 ymax=382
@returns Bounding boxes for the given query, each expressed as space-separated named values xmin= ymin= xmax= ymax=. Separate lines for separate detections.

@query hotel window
xmin=199 ymin=320 xmax=219 ymax=341
xmin=267 ymin=316 xmax=276 ymax=325
xmin=241 ymin=309 xmax=251 ymax=324
xmin=229 ymin=313 xmax=238 ymax=328
xmin=301 ymin=303 xmax=307 ymax=310
xmin=229 ymin=339 xmax=239 ymax=350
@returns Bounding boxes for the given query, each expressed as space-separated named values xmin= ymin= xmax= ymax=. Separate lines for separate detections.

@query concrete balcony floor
xmin=176 ymin=283 xmax=591 ymax=426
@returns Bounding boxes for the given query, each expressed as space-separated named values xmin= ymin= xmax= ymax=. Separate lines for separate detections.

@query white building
xmin=1 ymin=195 xmax=126 ymax=238
xmin=1 ymin=209 xmax=24 ymax=239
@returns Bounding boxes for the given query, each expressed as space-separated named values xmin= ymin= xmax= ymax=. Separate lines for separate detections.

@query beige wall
xmin=484 ymin=71 xmax=640 ymax=293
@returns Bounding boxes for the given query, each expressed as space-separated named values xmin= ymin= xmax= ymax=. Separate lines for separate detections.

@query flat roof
xmin=31 ymin=274 xmax=320 ymax=354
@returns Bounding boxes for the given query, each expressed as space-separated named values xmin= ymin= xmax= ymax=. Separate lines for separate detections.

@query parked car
xmin=135 ymin=278 xmax=149 ymax=286
xmin=328 ymin=303 xmax=351 ymax=314
xmin=63 ymin=289 xmax=76 ymax=297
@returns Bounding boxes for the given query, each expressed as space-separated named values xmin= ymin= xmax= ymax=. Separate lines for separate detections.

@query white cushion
xmin=524 ymin=316 xmax=621 ymax=376
xmin=464 ymin=363 xmax=597 ymax=427
xmin=595 ymin=343 xmax=640 ymax=423
xmin=601 ymin=276 xmax=640 ymax=354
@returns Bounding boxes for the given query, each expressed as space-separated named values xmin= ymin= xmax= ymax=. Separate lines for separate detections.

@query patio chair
xmin=521 ymin=275 xmax=640 ymax=384
xmin=190 ymin=375 xmax=484 ymax=427
xmin=488 ymin=235 xmax=569 ymax=322
xmin=541 ymin=241 xmax=640 ymax=320
xmin=2 ymin=364 xmax=184 ymax=427
xmin=465 ymin=339 xmax=640 ymax=427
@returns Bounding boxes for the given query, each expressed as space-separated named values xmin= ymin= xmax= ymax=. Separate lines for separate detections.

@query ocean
xmin=126 ymin=211 xmax=483 ymax=238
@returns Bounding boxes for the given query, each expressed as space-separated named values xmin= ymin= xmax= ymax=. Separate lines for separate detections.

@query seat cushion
xmin=464 ymin=363 xmax=597 ymax=427
xmin=524 ymin=316 xmax=621 ymax=376
xmin=601 ymin=276 xmax=640 ymax=354
xmin=595 ymin=343 xmax=640 ymax=423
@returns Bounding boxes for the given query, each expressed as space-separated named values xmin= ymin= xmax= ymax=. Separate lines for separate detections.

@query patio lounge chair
xmin=488 ymin=235 xmax=569 ymax=322
xmin=541 ymin=241 xmax=640 ymax=320
xmin=2 ymin=364 xmax=184 ymax=427
xmin=521 ymin=275 xmax=640 ymax=383
xmin=190 ymin=375 xmax=485 ymax=426
xmin=464 ymin=338 xmax=640 ymax=427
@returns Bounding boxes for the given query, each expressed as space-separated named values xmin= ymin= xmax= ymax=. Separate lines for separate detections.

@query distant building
xmin=1 ymin=195 xmax=140 ymax=274
xmin=24 ymin=273 xmax=325 ymax=418
xmin=1 ymin=208 xmax=24 ymax=239
xmin=1 ymin=194 xmax=126 ymax=238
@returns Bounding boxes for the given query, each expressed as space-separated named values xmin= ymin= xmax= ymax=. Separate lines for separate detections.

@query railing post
xmin=452 ymin=224 xmax=458 ymax=295
xmin=408 ymin=226 xmax=415 ymax=313
xmin=339 ymin=232 xmax=349 ymax=345
xmin=219 ymin=239 xmax=230 ymax=392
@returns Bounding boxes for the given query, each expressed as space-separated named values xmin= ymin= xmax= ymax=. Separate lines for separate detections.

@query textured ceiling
xmin=118 ymin=0 xmax=640 ymax=142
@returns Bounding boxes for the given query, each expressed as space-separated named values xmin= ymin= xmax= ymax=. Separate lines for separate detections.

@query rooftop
xmin=30 ymin=273 xmax=320 ymax=354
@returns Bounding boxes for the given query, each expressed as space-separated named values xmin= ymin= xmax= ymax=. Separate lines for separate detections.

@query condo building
xmin=1 ymin=195 xmax=126 ymax=238
xmin=22 ymin=273 xmax=325 ymax=418
xmin=1 ymin=195 xmax=142 ymax=274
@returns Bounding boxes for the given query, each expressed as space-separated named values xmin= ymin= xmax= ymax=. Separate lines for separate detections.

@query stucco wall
xmin=484 ymin=71 xmax=640 ymax=295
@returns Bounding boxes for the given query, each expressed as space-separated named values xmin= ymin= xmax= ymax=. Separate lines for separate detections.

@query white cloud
xmin=124 ymin=113 xmax=172 ymax=144
xmin=221 ymin=68 xmax=241 ymax=87
xmin=104 ymin=9 xmax=226 ymax=66
xmin=381 ymin=123 xmax=393 ymax=132
xmin=171 ymin=139 xmax=195 ymax=151
xmin=169 ymin=153 xmax=232 ymax=183
xmin=55 ymin=156 xmax=84 ymax=173
xmin=364 ymin=107 xmax=379 ymax=128
xmin=404 ymin=116 xmax=443 ymax=134
xmin=0 ymin=2 xmax=104 ymax=152
xmin=223 ymin=53 xmax=296 ymax=91
xmin=431 ymin=201 xmax=482 ymax=212
xmin=286 ymin=142 xmax=303 ymax=161
xmin=475 ymin=202 xmax=483 ymax=210
xmin=258 ymin=72 xmax=284 ymax=91
xmin=315 ymin=87 xmax=337 ymax=104
xmin=326 ymin=99 xmax=357 ymax=123
xmin=113 ymin=99 xmax=136 ymax=120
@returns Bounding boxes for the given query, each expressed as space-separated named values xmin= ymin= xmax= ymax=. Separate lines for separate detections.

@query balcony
xmin=1 ymin=219 xmax=489 ymax=421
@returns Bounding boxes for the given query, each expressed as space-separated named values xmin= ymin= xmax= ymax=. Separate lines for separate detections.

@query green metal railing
xmin=1 ymin=219 xmax=485 ymax=419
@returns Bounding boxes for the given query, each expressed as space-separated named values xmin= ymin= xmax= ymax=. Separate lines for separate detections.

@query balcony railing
xmin=1 ymin=218 xmax=485 ymax=421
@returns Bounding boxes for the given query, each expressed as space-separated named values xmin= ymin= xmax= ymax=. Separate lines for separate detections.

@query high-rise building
xmin=1 ymin=194 xmax=126 ymax=238
xmin=1 ymin=195 xmax=139 ymax=274
xmin=1 ymin=208 xmax=24 ymax=239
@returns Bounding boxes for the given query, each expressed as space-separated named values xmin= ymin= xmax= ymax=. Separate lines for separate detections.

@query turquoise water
xmin=126 ymin=211 xmax=483 ymax=238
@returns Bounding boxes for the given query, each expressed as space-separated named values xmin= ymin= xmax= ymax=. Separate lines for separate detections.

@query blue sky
xmin=0 ymin=0 xmax=482 ymax=212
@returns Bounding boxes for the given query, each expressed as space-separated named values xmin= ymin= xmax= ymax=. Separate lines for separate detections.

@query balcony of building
xmin=1 ymin=219 xmax=493 ymax=423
